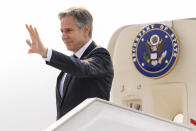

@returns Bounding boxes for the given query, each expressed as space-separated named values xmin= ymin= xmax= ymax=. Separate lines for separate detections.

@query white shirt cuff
xmin=43 ymin=48 xmax=52 ymax=62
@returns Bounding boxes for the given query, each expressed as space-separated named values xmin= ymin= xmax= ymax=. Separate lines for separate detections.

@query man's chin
xmin=66 ymin=47 xmax=74 ymax=52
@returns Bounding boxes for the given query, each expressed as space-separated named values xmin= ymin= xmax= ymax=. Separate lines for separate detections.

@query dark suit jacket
xmin=46 ymin=41 xmax=114 ymax=120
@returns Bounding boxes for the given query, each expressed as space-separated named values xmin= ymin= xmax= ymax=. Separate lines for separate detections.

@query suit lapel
xmin=60 ymin=73 xmax=72 ymax=106
xmin=62 ymin=74 xmax=72 ymax=95
xmin=56 ymin=71 xmax=64 ymax=105
xmin=60 ymin=41 xmax=97 ymax=106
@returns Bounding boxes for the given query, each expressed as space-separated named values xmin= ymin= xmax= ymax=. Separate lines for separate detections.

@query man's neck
xmin=74 ymin=39 xmax=92 ymax=59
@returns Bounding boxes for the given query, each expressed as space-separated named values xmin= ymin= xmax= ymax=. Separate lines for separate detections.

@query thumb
xmin=26 ymin=39 xmax=32 ymax=47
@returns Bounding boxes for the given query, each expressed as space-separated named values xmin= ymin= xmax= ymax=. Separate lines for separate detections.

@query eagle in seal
xmin=143 ymin=34 xmax=167 ymax=66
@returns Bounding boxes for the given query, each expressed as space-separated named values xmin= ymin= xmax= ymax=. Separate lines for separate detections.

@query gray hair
xmin=58 ymin=7 xmax=93 ymax=38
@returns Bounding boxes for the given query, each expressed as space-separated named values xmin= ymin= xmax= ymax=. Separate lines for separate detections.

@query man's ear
xmin=83 ymin=25 xmax=90 ymax=37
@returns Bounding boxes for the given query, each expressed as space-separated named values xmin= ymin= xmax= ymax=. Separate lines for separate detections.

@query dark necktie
xmin=73 ymin=54 xmax=78 ymax=59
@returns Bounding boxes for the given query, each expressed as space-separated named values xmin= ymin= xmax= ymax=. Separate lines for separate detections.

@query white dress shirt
xmin=44 ymin=39 xmax=92 ymax=97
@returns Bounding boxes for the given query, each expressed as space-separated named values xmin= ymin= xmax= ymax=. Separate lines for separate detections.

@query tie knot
xmin=73 ymin=54 xmax=78 ymax=59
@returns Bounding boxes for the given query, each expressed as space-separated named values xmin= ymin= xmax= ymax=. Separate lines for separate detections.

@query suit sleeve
xmin=46 ymin=48 xmax=113 ymax=78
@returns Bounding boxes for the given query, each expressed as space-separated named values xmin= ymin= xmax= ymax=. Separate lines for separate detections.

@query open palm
xmin=25 ymin=24 xmax=47 ymax=57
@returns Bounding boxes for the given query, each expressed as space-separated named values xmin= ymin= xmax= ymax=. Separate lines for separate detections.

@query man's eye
xmin=66 ymin=29 xmax=72 ymax=32
xmin=60 ymin=29 xmax=73 ymax=33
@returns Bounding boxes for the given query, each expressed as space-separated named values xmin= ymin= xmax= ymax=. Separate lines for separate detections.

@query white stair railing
xmin=45 ymin=98 xmax=192 ymax=131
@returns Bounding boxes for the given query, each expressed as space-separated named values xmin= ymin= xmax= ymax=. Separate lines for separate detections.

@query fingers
xmin=25 ymin=24 xmax=33 ymax=35
xmin=29 ymin=25 xmax=34 ymax=35
xmin=25 ymin=24 xmax=44 ymax=55
xmin=34 ymin=27 xmax=40 ymax=38
xmin=25 ymin=24 xmax=33 ymax=33
xmin=25 ymin=24 xmax=37 ymax=39
xmin=26 ymin=24 xmax=34 ymax=41
xmin=25 ymin=24 xmax=30 ymax=32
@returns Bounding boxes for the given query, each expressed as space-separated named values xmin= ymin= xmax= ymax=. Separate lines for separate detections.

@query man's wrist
xmin=41 ymin=48 xmax=48 ymax=58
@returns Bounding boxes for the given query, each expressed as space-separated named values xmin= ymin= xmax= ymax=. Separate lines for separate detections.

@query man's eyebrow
xmin=62 ymin=28 xmax=73 ymax=31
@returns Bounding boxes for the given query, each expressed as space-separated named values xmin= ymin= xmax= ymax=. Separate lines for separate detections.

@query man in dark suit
xmin=25 ymin=7 xmax=114 ymax=120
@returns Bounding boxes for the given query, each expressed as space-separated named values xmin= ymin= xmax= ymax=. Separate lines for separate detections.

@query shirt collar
xmin=74 ymin=39 xmax=92 ymax=58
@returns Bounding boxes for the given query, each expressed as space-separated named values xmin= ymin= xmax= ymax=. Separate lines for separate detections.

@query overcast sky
xmin=0 ymin=0 xmax=195 ymax=130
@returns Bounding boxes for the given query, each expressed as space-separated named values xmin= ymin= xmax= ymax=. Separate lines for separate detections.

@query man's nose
xmin=62 ymin=33 xmax=68 ymax=40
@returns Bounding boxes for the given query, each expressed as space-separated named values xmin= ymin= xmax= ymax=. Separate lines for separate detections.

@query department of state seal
xmin=132 ymin=24 xmax=180 ymax=78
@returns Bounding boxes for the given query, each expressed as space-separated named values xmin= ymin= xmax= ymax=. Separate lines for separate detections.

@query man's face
xmin=60 ymin=16 xmax=89 ymax=53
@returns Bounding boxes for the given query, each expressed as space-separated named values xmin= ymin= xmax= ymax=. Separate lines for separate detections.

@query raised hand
xmin=25 ymin=24 xmax=47 ymax=57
